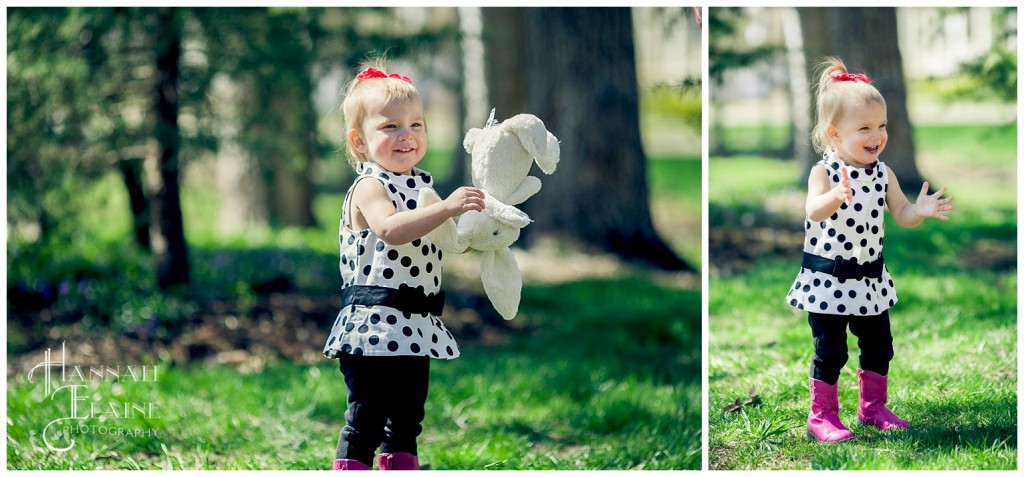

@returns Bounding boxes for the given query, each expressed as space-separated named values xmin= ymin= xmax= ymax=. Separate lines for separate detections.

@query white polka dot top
xmin=323 ymin=161 xmax=460 ymax=360
xmin=786 ymin=149 xmax=898 ymax=316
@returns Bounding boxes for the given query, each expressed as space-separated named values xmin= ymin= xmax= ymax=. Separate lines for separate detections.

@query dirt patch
xmin=7 ymin=247 xmax=695 ymax=379
xmin=958 ymin=239 xmax=1016 ymax=271
xmin=6 ymin=290 xmax=518 ymax=379
xmin=710 ymin=226 xmax=804 ymax=275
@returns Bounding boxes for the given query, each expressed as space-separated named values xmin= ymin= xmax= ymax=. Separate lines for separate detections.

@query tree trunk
xmin=710 ymin=82 xmax=727 ymax=156
xmin=151 ymin=7 xmax=190 ymax=289
xmin=118 ymin=157 xmax=151 ymax=251
xmin=481 ymin=7 xmax=527 ymax=118
xmin=522 ymin=7 xmax=690 ymax=271
xmin=264 ymin=13 xmax=318 ymax=228
xmin=210 ymin=74 xmax=269 ymax=232
xmin=444 ymin=6 xmax=486 ymax=196
xmin=797 ymin=7 xmax=829 ymax=181
xmin=782 ymin=7 xmax=812 ymax=177
xmin=267 ymin=86 xmax=318 ymax=228
xmin=800 ymin=7 xmax=924 ymax=191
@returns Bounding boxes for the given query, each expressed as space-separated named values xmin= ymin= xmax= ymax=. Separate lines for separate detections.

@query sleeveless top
xmin=786 ymin=149 xmax=898 ymax=316
xmin=322 ymin=161 xmax=460 ymax=360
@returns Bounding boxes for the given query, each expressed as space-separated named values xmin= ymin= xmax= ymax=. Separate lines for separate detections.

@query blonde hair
xmin=810 ymin=57 xmax=886 ymax=153
xmin=341 ymin=60 xmax=421 ymax=165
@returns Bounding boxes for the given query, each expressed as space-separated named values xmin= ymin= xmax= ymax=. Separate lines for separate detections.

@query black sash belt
xmin=341 ymin=285 xmax=445 ymax=316
xmin=802 ymin=252 xmax=884 ymax=280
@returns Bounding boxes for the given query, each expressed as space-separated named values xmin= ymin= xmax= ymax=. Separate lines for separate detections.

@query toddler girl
xmin=786 ymin=57 xmax=953 ymax=442
xmin=323 ymin=63 xmax=485 ymax=469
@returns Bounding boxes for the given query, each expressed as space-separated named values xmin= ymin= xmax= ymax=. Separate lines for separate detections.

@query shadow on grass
xmin=517 ymin=278 xmax=701 ymax=385
xmin=864 ymin=396 xmax=1018 ymax=453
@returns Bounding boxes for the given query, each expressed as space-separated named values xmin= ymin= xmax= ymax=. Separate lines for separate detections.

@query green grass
xmin=649 ymin=155 xmax=702 ymax=269
xmin=7 ymin=279 xmax=701 ymax=470
xmin=714 ymin=125 xmax=792 ymax=154
xmin=708 ymin=124 xmax=1017 ymax=470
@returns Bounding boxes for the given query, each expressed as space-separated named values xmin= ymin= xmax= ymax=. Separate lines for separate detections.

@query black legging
xmin=808 ymin=310 xmax=894 ymax=385
xmin=335 ymin=354 xmax=430 ymax=467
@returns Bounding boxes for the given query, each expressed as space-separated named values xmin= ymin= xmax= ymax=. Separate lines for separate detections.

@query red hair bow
xmin=831 ymin=72 xmax=871 ymax=84
xmin=356 ymin=67 xmax=412 ymax=84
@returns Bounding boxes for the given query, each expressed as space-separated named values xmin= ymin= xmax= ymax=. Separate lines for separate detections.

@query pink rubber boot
xmin=377 ymin=452 xmax=420 ymax=470
xmin=807 ymin=377 xmax=855 ymax=442
xmin=333 ymin=459 xmax=371 ymax=470
xmin=857 ymin=369 xmax=910 ymax=430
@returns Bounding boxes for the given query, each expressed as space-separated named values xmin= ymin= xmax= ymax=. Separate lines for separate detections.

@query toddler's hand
xmin=444 ymin=187 xmax=485 ymax=217
xmin=915 ymin=181 xmax=954 ymax=221
xmin=833 ymin=167 xmax=853 ymax=207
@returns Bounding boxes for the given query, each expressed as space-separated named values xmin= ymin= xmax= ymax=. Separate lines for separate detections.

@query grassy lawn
xmin=707 ymin=124 xmax=1017 ymax=470
xmin=649 ymin=155 xmax=702 ymax=270
xmin=6 ymin=152 xmax=701 ymax=470
xmin=6 ymin=279 xmax=700 ymax=470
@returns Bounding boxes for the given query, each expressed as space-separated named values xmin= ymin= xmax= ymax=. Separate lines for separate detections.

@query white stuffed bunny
xmin=419 ymin=111 xmax=559 ymax=320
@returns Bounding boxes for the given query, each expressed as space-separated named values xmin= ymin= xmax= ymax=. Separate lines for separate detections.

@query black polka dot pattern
xmin=324 ymin=161 xmax=459 ymax=360
xmin=786 ymin=149 xmax=897 ymax=316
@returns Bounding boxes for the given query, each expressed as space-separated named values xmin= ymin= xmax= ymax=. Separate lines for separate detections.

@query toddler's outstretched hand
xmin=834 ymin=167 xmax=853 ymax=207
xmin=915 ymin=181 xmax=954 ymax=221
xmin=445 ymin=187 xmax=485 ymax=217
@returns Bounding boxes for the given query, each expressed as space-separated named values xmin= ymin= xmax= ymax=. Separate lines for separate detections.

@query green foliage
xmin=954 ymin=46 xmax=1017 ymax=103
xmin=6 ymin=6 xmax=456 ymax=242
xmin=643 ymin=84 xmax=701 ymax=131
xmin=7 ymin=8 xmax=217 ymax=237
xmin=926 ymin=7 xmax=1017 ymax=103
xmin=708 ymin=7 xmax=783 ymax=82
xmin=7 ymin=8 xmax=116 ymax=236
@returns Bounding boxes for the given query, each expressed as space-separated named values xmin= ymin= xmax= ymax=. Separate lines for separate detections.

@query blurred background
xmin=708 ymin=7 xmax=1016 ymax=470
xmin=6 ymin=7 xmax=701 ymax=470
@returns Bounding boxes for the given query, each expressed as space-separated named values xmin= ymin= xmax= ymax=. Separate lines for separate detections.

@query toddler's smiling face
xmin=351 ymin=96 xmax=427 ymax=175
xmin=828 ymin=100 xmax=887 ymax=168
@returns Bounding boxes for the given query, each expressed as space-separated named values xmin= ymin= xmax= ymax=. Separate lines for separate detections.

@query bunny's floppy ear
xmin=463 ymin=127 xmax=483 ymax=153
xmin=503 ymin=114 xmax=560 ymax=175
xmin=480 ymin=247 xmax=522 ymax=320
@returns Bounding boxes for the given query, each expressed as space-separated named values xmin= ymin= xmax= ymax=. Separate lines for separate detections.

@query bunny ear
xmin=535 ymin=131 xmax=560 ymax=175
xmin=463 ymin=127 xmax=483 ymax=153
xmin=504 ymin=114 xmax=560 ymax=174
xmin=480 ymin=248 xmax=522 ymax=320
